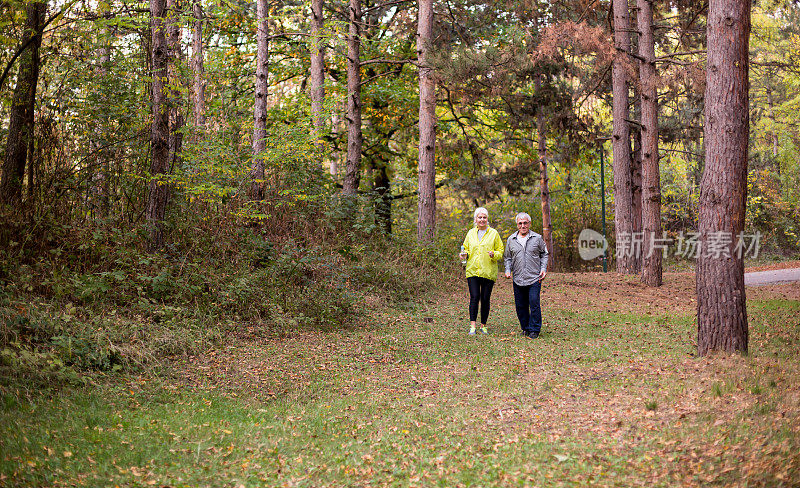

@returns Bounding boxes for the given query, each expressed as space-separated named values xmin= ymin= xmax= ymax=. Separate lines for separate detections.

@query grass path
xmin=2 ymin=273 xmax=799 ymax=487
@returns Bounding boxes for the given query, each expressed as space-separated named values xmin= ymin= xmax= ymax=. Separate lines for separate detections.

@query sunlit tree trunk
xmin=310 ymin=0 xmax=328 ymax=172
xmin=536 ymin=75 xmax=554 ymax=269
xmin=192 ymin=0 xmax=206 ymax=133
xmin=637 ymin=0 xmax=662 ymax=287
xmin=611 ymin=0 xmax=634 ymax=274
xmin=1 ymin=2 xmax=45 ymax=206
xmin=250 ymin=0 xmax=269 ymax=200
xmin=343 ymin=0 xmax=362 ymax=194
xmin=416 ymin=0 xmax=436 ymax=243
xmin=147 ymin=0 xmax=171 ymax=250
xmin=697 ymin=0 xmax=750 ymax=356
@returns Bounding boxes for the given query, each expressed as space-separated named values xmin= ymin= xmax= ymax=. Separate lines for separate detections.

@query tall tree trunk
xmin=310 ymin=0 xmax=328 ymax=172
xmin=637 ymin=0 xmax=662 ymax=287
xmin=611 ymin=0 xmax=634 ymax=274
xmin=167 ymin=0 xmax=184 ymax=175
xmin=95 ymin=19 xmax=112 ymax=217
xmin=1 ymin=2 xmax=45 ymax=206
xmin=766 ymin=84 xmax=779 ymax=164
xmin=416 ymin=0 xmax=436 ymax=243
xmin=343 ymin=0 xmax=362 ymax=194
xmin=631 ymin=99 xmax=643 ymax=272
xmin=250 ymin=0 xmax=269 ymax=200
xmin=697 ymin=0 xmax=750 ymax=356
xmin=536 ymin=76 xmax=554 ymax=269
xmin=147 ymin=0 xmax=171 ymax=251
xmin=191 ymin=0 xmax=206 ymax=133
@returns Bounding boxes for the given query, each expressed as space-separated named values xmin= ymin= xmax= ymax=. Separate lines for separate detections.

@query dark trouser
xmin=513 ymin=281 xmax=542 ymax=334
xmin=467 ymin=276 xmax=494 ymax=324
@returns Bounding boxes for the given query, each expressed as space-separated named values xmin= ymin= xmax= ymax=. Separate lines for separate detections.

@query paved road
xmin=744 ymin=268 xmax=800 ymax=286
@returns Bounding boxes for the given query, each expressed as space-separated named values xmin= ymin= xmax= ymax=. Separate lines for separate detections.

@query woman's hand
xmin=488 ymin=250 xmax=495 ymax=258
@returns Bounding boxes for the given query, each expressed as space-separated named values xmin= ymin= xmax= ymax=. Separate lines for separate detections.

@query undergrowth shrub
xmin=0 ymin=123 xmax=455 ymax=389
xmin=0 ymin=192 xmax=450 ymax=390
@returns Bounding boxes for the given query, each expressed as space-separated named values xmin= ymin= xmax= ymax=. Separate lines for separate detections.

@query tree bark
xmin=372 ymin=160 xmax=392 ymax=235
xmin=536 ymin=75 xmax=554 ymax=269
xmin=343 ymin=0 xmax=363 ymax=195
xmin=611 ymin=0 xmax=634 ymax=274
xmin=0 ymin=2 xmax=45 ymax=206
xmin=637 ymin=0 xmax=662 ymax=287
xmin=631 ymin=93 xmax=643 ymax=272
xmin=147 ymin=0 xmax=171 ymax=251
xmin=167 ymin=0 xmax=184 ymax=174
xmin=310 ymin=0 xmax=328 ymax=172
xmin=416 ymin=0 xmax=436 ymax=243
xmin=697 ymin=0 xmax=750 ymax=356
xmin=191 ymin=0 xmax=206 ymax=133
xmin=250 ymin=0 xmax=269 ymax=200
xmin=91 ymin=12 xmax=112 ymax=218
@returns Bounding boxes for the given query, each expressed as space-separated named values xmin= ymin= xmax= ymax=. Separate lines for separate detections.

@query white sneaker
xmin=469 ymin=325 xmax=476 ymax=335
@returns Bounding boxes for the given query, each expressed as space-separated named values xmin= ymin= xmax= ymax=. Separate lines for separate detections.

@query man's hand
xmin=505 ymin=271 xmax=511 ymax=279
xmin=539 ymin=270 xmax=547 ymax=281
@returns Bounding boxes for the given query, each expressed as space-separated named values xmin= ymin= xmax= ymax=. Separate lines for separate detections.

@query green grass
xmin=2 ymin=279 xmax=799 ymax=487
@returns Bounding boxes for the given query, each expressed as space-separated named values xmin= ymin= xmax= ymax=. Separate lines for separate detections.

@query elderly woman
xmin=459 ymin=207 xmax=504 ymax=335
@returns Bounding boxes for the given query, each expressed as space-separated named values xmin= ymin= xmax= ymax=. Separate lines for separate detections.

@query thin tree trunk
xmin=536 ymin=75 xmax=554 ymax=269
xmin=372 ymin=160 xmax=391 ymax=235
xmin=310 ymin=0 xmax=328 ymax=172
xmin=250 ymin=0 xmax=269 ymax=200
xmin=191 ymin=0 xmax=206 ymax=133
xmin=611 ymin=0 xmax=634 ymax=274
xmin=416 ymin=0 xmax=436 ymax=243
xmin=96 ymin=20 xmax=111 ymax=217
xmin=631 ymin=35 xmax=643 ymax=274
xmin=765 ymin=85 xmax=779 ymax=163
xmin=631 ymin=100 xmax=643 ymax=272
xmin=167 ymin=0 xmax=184 ymax=176
xmin=637 ymin=0 xmax=662 ymax=287
xmin=697 ymin=0 xmax=750 ymax=356
xmin=1 ymin=2 xmax=45 ymax=206
xmin=147 ymin=0 xmax=171 ymax=251
xmin=343 ymin=0 xmax=362 ymax=194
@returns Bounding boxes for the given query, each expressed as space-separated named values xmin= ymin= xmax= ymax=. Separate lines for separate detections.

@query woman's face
xmin=475 ymin=212 xmax=488 ymax=229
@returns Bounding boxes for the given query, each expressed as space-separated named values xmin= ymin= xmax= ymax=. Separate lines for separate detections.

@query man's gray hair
xmin=515 ymin=212 xmax=532 ymax=223
xmin=474 ymin=207 xmax=489 ymax=221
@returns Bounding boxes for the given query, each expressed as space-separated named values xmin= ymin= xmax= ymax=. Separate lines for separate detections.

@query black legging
xmin=467 ymin=276 xmax=495 ymax=324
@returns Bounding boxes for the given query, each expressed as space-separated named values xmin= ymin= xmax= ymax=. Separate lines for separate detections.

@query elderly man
xmin=504 ymin=212 xmax=549 ymax=339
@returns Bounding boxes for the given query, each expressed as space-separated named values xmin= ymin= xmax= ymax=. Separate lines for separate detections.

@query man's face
xmin=517 ymin=218 xmax=531 ymax=236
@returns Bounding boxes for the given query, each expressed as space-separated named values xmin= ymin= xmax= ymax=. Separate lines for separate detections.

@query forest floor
xmin=2 ymin=268 xmax=800 ymax=487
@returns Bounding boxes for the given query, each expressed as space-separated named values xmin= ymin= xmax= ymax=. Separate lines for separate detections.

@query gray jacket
xmin=504 ymin=231 xmax=549 ymax=286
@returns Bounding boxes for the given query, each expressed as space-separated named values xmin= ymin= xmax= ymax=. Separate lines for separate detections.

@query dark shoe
xmin=527 ymin=332 xmax=539 ymax=339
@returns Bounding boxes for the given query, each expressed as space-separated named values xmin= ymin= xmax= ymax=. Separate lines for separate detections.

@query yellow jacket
xmin=462 ymin=226 xmax=504 ymax=281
